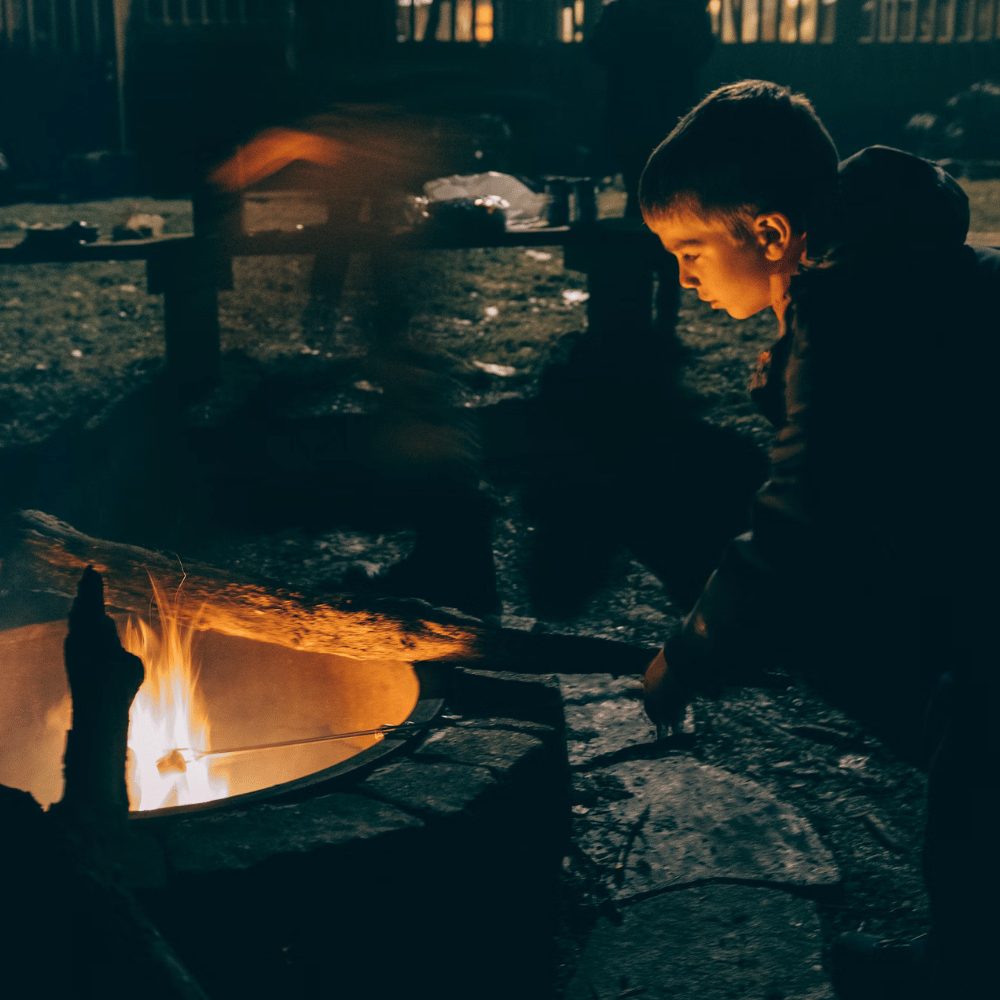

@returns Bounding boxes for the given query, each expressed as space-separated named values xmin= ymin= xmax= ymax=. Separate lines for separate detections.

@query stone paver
xmin=558 ymin=673 xmax=653 ymax=766
xmin=357 ymin=759 xmax=497 ymax=818
xmin=559 ymin=671 xmax=839 ymax=997
xmin=566 ymin=884 xmax=834 ymax=1000
xmin=160 ymin=791 xmax=421 ymax=874
xmin=414 ymin=724 xmax=547 ymax=775
xmin=574 ymin=757 xmax=839 ymax=900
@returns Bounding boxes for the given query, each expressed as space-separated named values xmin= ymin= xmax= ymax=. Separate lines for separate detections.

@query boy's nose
xmin=679 ymin=268 xmax=699 ymax=289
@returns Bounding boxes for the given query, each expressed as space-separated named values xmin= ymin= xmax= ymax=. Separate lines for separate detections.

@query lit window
xmin=475 ymin=0 xmax=494 ymax=42
xmin=397 ymin=0 xmax=435 ymax=42
xmin=761 ymin=0 xmax=781 ymax=42
xmin=798 ymin=0 xmax=820 ymax=41
xmin=780 ymin=0 xmax=801 ymax=42
xmin=396 ymin=0 xmax=493 ymax=44
xmin=437 ymin=1 xmax=453 ymax=41
xmin=561 ymin=1 xmax=585 ymax=43
xmin=561 ymin=4 xmax=573 ymax=42
xmin=708 ymin=0 xmax=722 ymax=36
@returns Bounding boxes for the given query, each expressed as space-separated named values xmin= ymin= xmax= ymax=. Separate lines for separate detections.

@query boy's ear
xmin=753 ymin=213 xmax=795 ymax=261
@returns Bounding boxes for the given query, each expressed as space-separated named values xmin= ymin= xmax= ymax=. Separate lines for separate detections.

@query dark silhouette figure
xmin=516 ymin=4 xmax=728 ymax=619
xmin=590 ymin=0 xmax=715 ymax=219
xmin=590 ymin=0 xmax=714 ymax=344
xmin=203 ymin=119 xmax=500 ymax=617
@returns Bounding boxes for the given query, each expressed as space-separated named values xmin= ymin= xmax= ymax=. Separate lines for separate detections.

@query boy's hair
xmin=638 ymin=80 xmax=839 ymax=241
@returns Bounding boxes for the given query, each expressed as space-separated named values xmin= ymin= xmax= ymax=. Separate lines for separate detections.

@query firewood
xmin=0 ymin=510 xmax=652 ymax=676
xmin=1 ymin=509 xmax=478 ymax=662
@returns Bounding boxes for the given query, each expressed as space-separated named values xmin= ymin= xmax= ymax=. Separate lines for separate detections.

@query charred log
xmin=1 ymin=509 xmax=477 ymax=662
xmin=0 ymin=565 xmax=206 ymax=998
xmin=54 ymin=566 xmax=144 ymax=830
xmin=1 ymin=509 xmax=653 ymax=678
xmin=1 ymin=784 xmax=208 ymax=999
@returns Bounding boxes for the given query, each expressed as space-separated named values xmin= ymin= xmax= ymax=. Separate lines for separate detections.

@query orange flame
xmin=124 ymin=580 xmax=228 ymax=812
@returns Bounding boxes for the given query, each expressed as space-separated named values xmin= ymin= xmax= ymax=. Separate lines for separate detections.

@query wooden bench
xmin=0 ymin=211 xmax=660 ymax=394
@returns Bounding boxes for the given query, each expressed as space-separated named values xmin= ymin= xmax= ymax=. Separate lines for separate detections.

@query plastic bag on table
xmin=423 ymin=172 xmax=550 ymax=231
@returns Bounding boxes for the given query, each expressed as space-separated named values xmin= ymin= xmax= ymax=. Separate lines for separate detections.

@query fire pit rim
xmin=129 ymin=690 xmax=444 ymax=823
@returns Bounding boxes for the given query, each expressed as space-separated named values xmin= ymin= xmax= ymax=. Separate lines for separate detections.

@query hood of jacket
xmin=834 ymin=145 xmax=970 ymax=251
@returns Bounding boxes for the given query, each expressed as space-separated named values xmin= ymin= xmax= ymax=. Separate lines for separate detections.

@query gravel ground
xmin=2 ymin=177 xmax=998 ymax=990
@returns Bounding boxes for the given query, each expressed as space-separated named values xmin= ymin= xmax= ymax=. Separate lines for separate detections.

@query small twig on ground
xmin=613 ymin=804 xmax=651 ymax=886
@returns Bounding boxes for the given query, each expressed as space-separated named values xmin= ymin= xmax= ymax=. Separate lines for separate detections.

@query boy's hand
xmin=642 ymin=647 xmax=691 ymax=734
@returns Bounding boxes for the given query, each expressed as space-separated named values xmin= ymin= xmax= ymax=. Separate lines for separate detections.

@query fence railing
xmin=0 ymin=0 xmax=284 ymax=52
xmin=3 ymin=1 xmax=995 ymax=56
xmin=857 ymin=0 xmax=999 ymax=43
xmin=0 ymin=0 xmax=117 ymax=55
xmin=709 ymin=0 xmax=837 ymax=42
xmin=395 ymin=0 xmax=592 ymax=44
xmin=710 ymin=0 xmax=999 ymax=43
xmin=137 ymin=0 xmax=284 ymax=27
xmin=390 ymin=0 xmax=999 ymax=45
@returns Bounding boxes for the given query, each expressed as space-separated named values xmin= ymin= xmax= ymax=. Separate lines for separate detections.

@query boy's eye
xmin=681 ymin=253 xmax=699 ymax=263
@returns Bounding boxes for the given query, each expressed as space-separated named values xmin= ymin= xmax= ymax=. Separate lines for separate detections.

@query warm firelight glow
xmin=124 ymin=580 xmax=228 ymax=812
xmin=475 ymin=2 xmax=494 ymax=43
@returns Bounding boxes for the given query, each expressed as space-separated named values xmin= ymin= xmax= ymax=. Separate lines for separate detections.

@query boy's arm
xmin=645 ymin=316 xmax=822 ymax=724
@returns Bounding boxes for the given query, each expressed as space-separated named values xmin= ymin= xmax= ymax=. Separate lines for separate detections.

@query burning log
xmin=1 ymin=509 xmax=477 ymax=662
xmin=1 ymin=509 xmax=653 ymax=678
xmin=55 ymin=566 xmax=144 ymax=831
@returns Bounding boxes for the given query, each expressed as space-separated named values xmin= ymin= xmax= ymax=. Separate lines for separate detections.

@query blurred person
xmin=590 ymin=0 xmax=714 ymax=220
xmin=590 ymin=0 xmax=715 ymax=345
xmin=207 ymin=115 xmax=499 ymax=616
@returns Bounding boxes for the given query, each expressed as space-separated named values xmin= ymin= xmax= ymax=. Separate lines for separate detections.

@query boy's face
xmin=647 ymin=209 xmax=777 ymax=320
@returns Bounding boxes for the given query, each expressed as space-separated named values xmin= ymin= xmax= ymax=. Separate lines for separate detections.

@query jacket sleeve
xmin=665 ymin=304 xmax=826 ymax=687
xmin=666 ymin=245 xmax=1000 ymax=692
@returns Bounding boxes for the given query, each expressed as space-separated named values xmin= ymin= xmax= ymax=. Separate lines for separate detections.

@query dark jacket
xmin=668 ymin=147 xmax=1000 ymax=708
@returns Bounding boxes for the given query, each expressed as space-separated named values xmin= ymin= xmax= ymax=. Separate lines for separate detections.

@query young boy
xmin=638 ymin=80 xmax=1000 ymax=998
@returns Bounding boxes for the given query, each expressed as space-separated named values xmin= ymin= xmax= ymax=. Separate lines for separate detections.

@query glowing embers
xmin=124 ymin=581 xmax=227 ymax=812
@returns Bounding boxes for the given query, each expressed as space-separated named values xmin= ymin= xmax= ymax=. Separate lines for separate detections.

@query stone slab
xmin=413 ymin=725 xmax=546 ymax=776
xmin=575 ymin=758 xmax=839 ymax=899
xmin=450 ymin=667 xmax=564 ymax=727
xmin=456 ymin=716 xmax=562 ymax=753
xmin=158 ymin=791 xmax=422 ymax=875
xmin=566 ymin=884 xmax=833 ymax=1000
xmin=356 ymin=759 xmax=497 ymax=819
xmin=558 ymin=673 xmax=654 ymax=766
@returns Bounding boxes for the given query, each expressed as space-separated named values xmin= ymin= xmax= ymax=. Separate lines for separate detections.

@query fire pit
xmin=0 ymin=510 xmax=481 ymax=818
xmin=0 ymin=512 xmax=582 ymax=998
xmin=0 ymin=602 xmax=431 ymax=816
